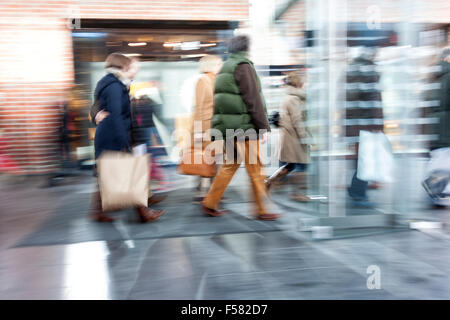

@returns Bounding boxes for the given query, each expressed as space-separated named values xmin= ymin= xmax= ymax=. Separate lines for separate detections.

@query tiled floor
xmin=2 ymin=229 xmax=450 ymax=299
xmin=1 ymin=160 xmax=450 ymax=300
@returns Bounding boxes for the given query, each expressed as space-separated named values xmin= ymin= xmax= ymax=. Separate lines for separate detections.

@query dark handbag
xmin=269 ymin=111 xmax=280 ymax=127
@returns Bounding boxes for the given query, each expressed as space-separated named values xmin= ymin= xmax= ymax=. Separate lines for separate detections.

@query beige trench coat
xmin=192 ymin=72 xmax=216 ymax=135
xmin=276 ymin=86 xmax=311 ymax=164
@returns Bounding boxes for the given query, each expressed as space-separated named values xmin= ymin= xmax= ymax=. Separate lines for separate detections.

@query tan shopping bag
xmin=97 ymin=151 xmax=149 ymax=212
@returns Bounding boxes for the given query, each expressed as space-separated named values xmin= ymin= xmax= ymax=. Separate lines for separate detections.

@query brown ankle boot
xmin=266 ymin=166 xmax=291 ymax=191
xmin=89 ymin=191 xmax=116 ymax=222
xmin=136 ymin=206 xmax=165 ymax=223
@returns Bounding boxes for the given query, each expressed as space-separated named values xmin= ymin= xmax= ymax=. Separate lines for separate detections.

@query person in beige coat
xmin=192 ymin=55 xmax=223 ymax=202
xmin=265 ymin=71 xmax=311 ymax=202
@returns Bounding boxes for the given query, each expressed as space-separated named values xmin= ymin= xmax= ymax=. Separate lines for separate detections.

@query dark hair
xmin=228 ymin=35 xmax=250 ymax=54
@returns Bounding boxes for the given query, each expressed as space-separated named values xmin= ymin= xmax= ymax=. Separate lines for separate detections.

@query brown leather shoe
xmin=201 ymin=205 xmax=228 ymax=217
xmin=136 ymin=206 xmax=165 ymax=223
xmin=256 ymin=213 xmax=282 ymax=221
xmin=148 ymin=194 xmax=168 ymax=206
xmin=89 ymin=191 xmax=117 ymax=222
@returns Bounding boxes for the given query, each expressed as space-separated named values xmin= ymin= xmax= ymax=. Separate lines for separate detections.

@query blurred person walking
xmin=429 ymin=47 xmax=450 ymax=151
xmin=60 ymin=101 xmax=72 ymax=166
xmin=191 ymin=54 xmax=223 ymax=202
xmin=90 ymin=53 xmax=165 ymax=222
xmin=422 ymin=47 xmax=450 ymax=204
xmin=44 ymin=92 xmax=78 ymax=187
xmin=265 ymin=71 xmax=311 ymax=202
xmin=345 ymin=47 xmax=384 ymax=207
xmin=201 ymin=35 xmax=281 ymax=221
xmin=130 ymin=91 xmax=169 ymax=201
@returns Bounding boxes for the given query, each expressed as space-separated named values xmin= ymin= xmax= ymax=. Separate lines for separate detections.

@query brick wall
xmin=0 ymin=0 xmax=249 ymax=21
xmin=0 ymin=0 xmax=249 ymax=174
xmin=0 ymin=16 xmax=74 ymax=174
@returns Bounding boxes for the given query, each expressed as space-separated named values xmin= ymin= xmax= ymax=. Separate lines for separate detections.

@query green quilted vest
xmin=212 ymin=52 xmax=266 ymax=139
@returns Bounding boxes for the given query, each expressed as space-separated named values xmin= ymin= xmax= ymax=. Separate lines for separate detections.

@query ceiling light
xmin=181 ymin=54 xmax=207 ymax=59
xmin=124 ymin=53 xmax=142 ymax=57
xmin=128 ymin=42 xmax=147 ymax=47
xmin=164 ymin=42 xmax=181 ymax=47
xmin=164 ymin=42 xmax=203 ymax=50
xmin=200 ymin=43 xmax=217 ymax=47
xmin=181 ymin=41 xmax=200 ymax=51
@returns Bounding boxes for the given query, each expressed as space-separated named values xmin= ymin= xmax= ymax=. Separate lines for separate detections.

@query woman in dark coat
xmin=90 ymin=53 xmax=165 ymax=223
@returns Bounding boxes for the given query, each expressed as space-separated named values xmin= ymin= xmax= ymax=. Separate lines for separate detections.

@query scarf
xmin=106 ymin=67 xmax=131 ymax=88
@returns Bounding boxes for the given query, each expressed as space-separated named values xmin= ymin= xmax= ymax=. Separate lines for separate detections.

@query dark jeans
xmin=348 ymin=171 xmax=369 ymax=201
xmin=144 ymin=127 xmax=164 ymax=157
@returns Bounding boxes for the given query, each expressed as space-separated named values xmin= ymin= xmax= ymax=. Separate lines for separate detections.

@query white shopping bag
xmin=132 ymin=143 xmax=147 ymax=156
xmin=357 ymin=130 xmax=394 ymax=183
xmin=427 ymin=147 xmax=450 ymax=194
xmin=97 ymin=151 xmax=149 ymax=212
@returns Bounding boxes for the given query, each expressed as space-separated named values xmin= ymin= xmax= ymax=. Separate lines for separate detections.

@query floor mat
xmin=13 ymin=188 xmax=284 ymax=248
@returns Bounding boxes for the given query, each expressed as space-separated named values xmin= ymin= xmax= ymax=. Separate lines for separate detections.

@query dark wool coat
xmin=130 ymin=96 xmax=162 ymax=144
xmin=94 ymin=73 xmax=131 ymax=159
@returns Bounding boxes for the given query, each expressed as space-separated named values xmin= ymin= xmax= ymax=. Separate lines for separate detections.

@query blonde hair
xmin=105 ymin=52 xmax=132 ymax=70
xmin=285 ymin=71 xmax=304 ymax=88
xmin=199 ymin=55 xmax=222 ymax=73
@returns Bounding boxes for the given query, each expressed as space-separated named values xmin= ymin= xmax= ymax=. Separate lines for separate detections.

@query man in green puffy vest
xmin=201 ymin=35 xmax=281 ymax=221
